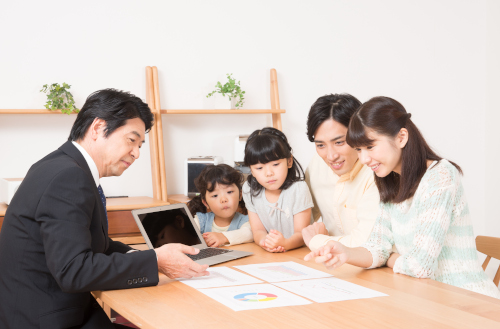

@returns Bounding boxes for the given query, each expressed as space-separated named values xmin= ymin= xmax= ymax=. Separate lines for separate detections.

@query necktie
xmin=97 ymin=185 xmax=108 ymax=233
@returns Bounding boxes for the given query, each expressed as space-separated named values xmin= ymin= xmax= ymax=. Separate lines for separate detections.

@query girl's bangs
xmin=245 ymin=137 xmax=288 ymax=166
xmin=205 ymin=167 xmax=238 ymax=192
xmin=346 ymin=116 xmax=375 ymax=148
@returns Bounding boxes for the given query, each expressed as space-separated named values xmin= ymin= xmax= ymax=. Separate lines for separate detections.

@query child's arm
xmin=248 ymin=210 xmax=268 ymax=246
xmin=220 ymin=222 xmax=253 ymax=245
xmin=264 ymin=208 xmax=312 ymax=251
xmin=248 ymin=210 xmax=284 ymax=252
xmin=202 ymin=232 xmax=228 ymax=247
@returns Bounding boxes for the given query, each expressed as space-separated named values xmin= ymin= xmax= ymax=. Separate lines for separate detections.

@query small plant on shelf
xmin=40 ymin=83 xmax=79 ymax=114
xmin=206 ymin=74 xmax=245 ymax=109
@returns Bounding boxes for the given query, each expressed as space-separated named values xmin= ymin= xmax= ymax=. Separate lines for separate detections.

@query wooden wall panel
xmin=107 ymin=211 xmax=141 ymax=238
xmin=0 ymin=212 xmax=141 ymax=240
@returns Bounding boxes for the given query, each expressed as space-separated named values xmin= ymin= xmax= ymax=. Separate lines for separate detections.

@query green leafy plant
xmin=40 ymin=83 xmax=79 ymax=114
xmin=206 ymin=74 xmax=245 ymax=109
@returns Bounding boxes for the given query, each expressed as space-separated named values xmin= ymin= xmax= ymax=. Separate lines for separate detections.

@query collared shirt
xmin=72 ymin=141 xmax=100 ymax=187
xmin=305 ymin=153 xmax=380 ymax=250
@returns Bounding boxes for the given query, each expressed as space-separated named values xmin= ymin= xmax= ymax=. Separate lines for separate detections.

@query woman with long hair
xmin=305 ymin=96 xmax=500 ymax=298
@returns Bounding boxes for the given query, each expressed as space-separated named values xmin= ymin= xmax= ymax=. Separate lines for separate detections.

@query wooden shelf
xmin=161 ymin=109 xmax=286 ymax=114
xmin=105 ymin=196 xmax=169 ymax=211
xmin=0 ymin=197 xmax=168 ymax=217
xmin=112 ymin=236 xmax=146 ymax=245
xmin=0 ymin=109 xmax=78 ymax=114
xmin=0 ymin=109 xmax=286 ymax=114
xmin=0 ymin=109 xmax=286 ymax=115
xmin=167 ymin=194 xmax=191 ymax=204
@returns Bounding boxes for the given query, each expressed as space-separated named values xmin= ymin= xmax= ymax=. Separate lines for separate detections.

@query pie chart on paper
xmin=199 ymin=283 xmax=312 ymax=311
xmin=234 ymin=292 xmax=277 ymax=302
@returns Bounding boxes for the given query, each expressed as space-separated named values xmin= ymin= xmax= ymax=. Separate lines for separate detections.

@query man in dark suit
xmin=0 ymin=89 xmax=209 ymax=329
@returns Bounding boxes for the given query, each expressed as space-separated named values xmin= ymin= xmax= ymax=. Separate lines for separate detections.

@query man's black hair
xmin=306 ymin=93 xmax=362 ymax=142
xmin=68 ymin=88 xmax=154 ymax=141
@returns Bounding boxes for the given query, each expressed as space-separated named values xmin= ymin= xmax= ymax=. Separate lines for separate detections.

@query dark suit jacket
xmin=0 ymin=141 xmax=159 ymax=329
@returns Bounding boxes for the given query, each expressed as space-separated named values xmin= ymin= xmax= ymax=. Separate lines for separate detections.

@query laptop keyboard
xmin=185 ymin=248 xmax=233 ymax=261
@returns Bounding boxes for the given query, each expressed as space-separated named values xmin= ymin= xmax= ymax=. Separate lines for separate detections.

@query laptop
xmin=132 ymin=203 xmax=253 ymax=265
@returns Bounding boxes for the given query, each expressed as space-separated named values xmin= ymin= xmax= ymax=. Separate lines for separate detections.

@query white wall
xmin=1 ymin=0 xmax=499 ymax=272
xmin=484 ymin=0 xmax=500 ymax=277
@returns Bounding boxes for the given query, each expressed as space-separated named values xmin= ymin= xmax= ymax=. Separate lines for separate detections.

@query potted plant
xmin=40 ymin=83 xmax=79 ymax=114
xmin=206 ymin=74 xmax=245 ymax=109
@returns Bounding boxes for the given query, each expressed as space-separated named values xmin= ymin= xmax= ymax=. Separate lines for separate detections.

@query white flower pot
xmin=214 ymin=93 xmax=237 ymax=110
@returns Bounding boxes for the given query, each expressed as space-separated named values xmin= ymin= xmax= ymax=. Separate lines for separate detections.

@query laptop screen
xmin=137 ymin=207 xmax=202 ymax=248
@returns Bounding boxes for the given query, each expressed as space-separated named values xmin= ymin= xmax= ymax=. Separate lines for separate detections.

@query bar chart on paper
xmin=177 ymin=267 xmax=262 ymax=289
xmin=274 ymin=278 xmax=388 ymax=303
xmin=234 ymin=262 xmax=333 ymax=282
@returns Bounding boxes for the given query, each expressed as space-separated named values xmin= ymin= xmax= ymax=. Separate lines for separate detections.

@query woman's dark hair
xmin=244 ymin=127 xmax=305 ymax=197
xmin=187 ymin=164 xmax=247 ymax=215
xmin=346 ymin=96 xmax=462 ymax=204
xmin=306 ymin=93 xmax=362 ymax=142
xmin=68 ymin=88 xmax=154 ymax=141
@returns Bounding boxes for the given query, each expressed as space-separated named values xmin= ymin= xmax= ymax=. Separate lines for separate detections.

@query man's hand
xmin=203 ymin=232 xmax=229 ymax=248
xmin=155 ymin=243 xmax=209 ymax=279
xmin=302 ymin=222 xmax=329 ymax=247
xmin=304 ymin=240 xmax=348 ymax=270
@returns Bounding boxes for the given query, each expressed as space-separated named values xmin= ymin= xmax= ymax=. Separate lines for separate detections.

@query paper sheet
xmin=234 ymin=261 xmax=333 ymax=282
xmin=274 ymin=277 xmax=388 ymax=303
xmin=198 ymin=283 xmax=312 ymax=311
xmin=178 ymin=267 xmax=262 ymax=289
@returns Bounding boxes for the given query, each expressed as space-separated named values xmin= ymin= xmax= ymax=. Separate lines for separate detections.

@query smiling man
xmin=0 ymin=89 xmax=208 ymax=329
xmin=303 ymin=94 xmax=380 ymax=251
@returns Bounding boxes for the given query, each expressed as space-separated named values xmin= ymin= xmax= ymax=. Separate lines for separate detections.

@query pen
xmin=106 ymin=196 xmax=129 ymax=198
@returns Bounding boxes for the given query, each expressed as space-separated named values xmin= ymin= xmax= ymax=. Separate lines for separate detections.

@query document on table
xmin=274 ymin=277 xmax=388 ymax=303
xmin=198 ymin=283 xmax=312 ymax=311
xmin=177 ymin=267 xmax=262 ymax=289
xmin=234 ymin=261 xmax=333 ymax=282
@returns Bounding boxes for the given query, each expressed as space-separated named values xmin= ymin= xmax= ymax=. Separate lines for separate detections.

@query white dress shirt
xmin=72 ymin=141 xmax=100 ymax=187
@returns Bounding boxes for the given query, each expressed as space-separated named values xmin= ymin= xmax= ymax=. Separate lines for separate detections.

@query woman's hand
xmin=202 ymin=232 xmax=229 ymax=247
xmin=386 ymin=252 xmax=400 ymax=268
xmin=304 ymin=240 xmax=349 ymax=270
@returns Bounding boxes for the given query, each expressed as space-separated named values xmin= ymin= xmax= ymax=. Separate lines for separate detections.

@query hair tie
xmin=402 ymin=113 xmax=412 ymax=126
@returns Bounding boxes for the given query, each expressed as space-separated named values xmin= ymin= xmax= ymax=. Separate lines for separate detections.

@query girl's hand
xmin=264 ymin=230 xmax=285 ymax=250
xmin=304 ymin=240 xmax=349 ymax=270
xmin=268 ymin=246 xmax=285 ymax=253
xmin=202 ymin=232 xmax=229 ymax=247
xmin=259 ymin=237 xmax=285 ymax=253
